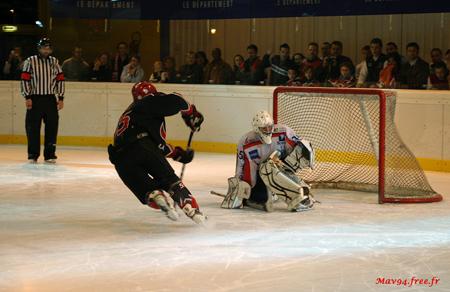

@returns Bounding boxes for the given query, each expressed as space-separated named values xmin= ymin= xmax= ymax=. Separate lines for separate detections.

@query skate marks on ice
xmin=1 ymin=145 xmax=450 ymax=291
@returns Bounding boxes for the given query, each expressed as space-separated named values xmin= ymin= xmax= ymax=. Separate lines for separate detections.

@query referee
xmin=20 ymin=37 xmax=65 ymax=163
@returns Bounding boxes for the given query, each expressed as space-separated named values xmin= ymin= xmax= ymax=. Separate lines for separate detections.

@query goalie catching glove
xmin=182 ymin=104 xmax=204 ymax=132
xmin=283 ymin=139 xmax=315 ymax=173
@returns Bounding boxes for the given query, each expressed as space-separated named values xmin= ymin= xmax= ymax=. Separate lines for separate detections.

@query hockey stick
xmin=180 ymin=131 xmax=194 ymax=180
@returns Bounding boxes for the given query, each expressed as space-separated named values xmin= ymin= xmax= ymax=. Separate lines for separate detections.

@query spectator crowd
xmin=3 ymin=38 xmax=450 ymax=90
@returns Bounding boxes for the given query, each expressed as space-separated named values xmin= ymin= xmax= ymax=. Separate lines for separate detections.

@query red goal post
xmin=273 ymin=86 xmax=442 ymax=204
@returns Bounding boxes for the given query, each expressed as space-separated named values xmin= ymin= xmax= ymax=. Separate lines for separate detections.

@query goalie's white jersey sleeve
xmin=235 ymin=124 xmax=300 ymax=187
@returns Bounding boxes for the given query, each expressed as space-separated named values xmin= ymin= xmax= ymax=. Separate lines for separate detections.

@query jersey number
xmin=115 ymin=114 xmax=130 ymax=137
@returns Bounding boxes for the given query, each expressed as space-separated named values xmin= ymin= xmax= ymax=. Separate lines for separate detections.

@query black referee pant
xmin=25 ymin=94 xmax=59 ymax=160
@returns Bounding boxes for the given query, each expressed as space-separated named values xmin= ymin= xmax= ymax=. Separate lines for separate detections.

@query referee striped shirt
xmin=20 ymin=55 xmax=65 ymax=100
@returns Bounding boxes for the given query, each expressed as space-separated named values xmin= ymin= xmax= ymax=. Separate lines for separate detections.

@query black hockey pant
xmin=110 ymin=138 xmax=190 ymax=205
xmin=25 ymin=95 xmax=59 ymax=160
xmin=249 ymin=173 xmax=269 ymax=203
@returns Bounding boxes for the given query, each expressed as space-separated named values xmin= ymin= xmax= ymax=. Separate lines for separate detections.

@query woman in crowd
xmin=161 ymin=56 xmax=178 ymax=83
xmin=233 ymin=54 xmax=246 ymax=84
xmin=91 ymin=52 xmax=112 ymax=81
xmin=149 ymin=61 xmax=164 ymax=83
xmin=377 ymin=52 xmax=402 ymax=88
xmin=195 ymin=51 xmax=208 ymax=70
xmin=120 ymin=55 xmax=145 ymax=83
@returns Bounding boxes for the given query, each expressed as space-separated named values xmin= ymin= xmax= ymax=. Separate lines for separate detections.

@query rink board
xmin=1 ymin=81 xmax=450 ymax=172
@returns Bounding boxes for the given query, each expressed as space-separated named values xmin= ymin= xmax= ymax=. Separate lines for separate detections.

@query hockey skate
xmin=148 ymin=190 xmax=179 ymax=221
xmin=293 ymin=193 xmax=318 ymax=212
xmin=178 ymin=197 xmax=207 ymax=224
xmin=44 ymin=155 xmax=58 ymax=164
xmin=243 ymin=198 xmax=274 ymax=212
xmin=168 ymin=181 xmax=207 ymax=224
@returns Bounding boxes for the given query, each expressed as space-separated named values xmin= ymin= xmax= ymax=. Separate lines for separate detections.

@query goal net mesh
xmin=274 ymin=88 xmax=441 ymax=203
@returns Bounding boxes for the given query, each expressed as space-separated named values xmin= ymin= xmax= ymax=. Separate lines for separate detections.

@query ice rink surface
xmin=1 ymin=145 xmax=449 ymax=292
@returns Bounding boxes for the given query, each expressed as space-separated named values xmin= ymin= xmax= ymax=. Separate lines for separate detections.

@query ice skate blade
xmin=182 ymin=205 xmax=207 ymax=225
xmin=191 ymin=213 xmax=207 ymax=225
xmin=293 ymin=205 xmax=314 ymax=212
xmin=164 ymin=208 xmax=180 ymax=221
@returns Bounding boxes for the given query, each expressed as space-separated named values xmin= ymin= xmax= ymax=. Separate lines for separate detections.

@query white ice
xmin=0 ymin=145 xmax=449 ymax=292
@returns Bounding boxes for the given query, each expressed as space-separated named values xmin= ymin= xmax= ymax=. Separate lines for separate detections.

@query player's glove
xmin=181 ymin=104 xmax=204 ymax=132
xmin=171 ymin=146 xmax=194 ymax=164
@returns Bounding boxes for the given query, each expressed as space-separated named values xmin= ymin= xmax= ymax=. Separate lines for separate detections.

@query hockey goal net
xmin=273 ymin=87 xmax=442 ymax=203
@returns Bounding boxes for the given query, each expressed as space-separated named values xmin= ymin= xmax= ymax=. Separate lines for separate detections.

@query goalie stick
xmin=210 ymin=190 xmax=226 ymax=197
xmin=210 ymin=190 xmax=274 ymax=211
xmin=212 ymin=186 xmax=320 ymax=204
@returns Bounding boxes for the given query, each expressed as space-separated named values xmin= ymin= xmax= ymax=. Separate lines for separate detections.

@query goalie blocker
xmin=222 ymin=110 xmax=316 ymax=212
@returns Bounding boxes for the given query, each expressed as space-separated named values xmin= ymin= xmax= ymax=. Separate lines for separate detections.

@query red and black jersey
xmin=113 ymin=92 xmax=191 ymax=156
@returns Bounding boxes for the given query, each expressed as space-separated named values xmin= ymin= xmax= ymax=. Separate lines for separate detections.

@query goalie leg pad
xmin=259 ymin=158 xmax=310 ymax=211
xmin=221 ymin=177 xmax=251 ymax=209
xmin=283 ymin=140 xmax=315 ymax=172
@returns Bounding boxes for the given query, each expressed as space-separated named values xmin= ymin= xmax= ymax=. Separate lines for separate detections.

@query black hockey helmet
xmin=37 ymin=37 xmax=52 ymax=48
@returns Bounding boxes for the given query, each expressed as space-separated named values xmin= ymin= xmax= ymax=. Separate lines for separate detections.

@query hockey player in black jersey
xmin=108 ymin=81 xmax=206 ymax=224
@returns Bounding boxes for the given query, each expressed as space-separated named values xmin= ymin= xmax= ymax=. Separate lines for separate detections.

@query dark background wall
xmin=1 ymin=1 xmax=449 ymax=79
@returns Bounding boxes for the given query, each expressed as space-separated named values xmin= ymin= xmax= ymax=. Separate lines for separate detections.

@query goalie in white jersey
xmin=221 ymin=110 xmax=316 ymax=212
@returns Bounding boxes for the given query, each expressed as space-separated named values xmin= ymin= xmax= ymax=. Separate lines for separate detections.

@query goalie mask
xmin=252 ymin=111 xmax=274 ymax=144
